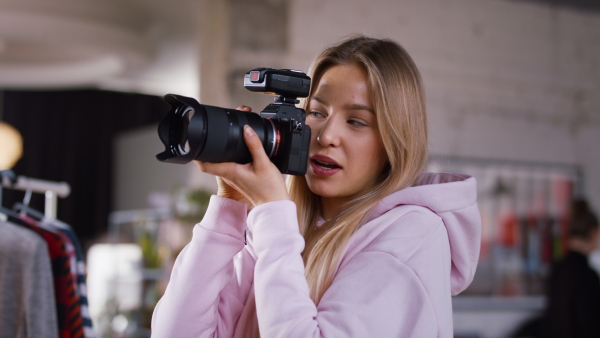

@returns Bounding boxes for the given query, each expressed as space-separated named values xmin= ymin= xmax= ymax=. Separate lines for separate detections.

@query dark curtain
xmin=1 ymin=89 xmax=168 ymax=249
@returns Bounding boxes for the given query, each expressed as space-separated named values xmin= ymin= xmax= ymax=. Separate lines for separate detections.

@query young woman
xmin=151 ymin=36 xmax=481 ymax=337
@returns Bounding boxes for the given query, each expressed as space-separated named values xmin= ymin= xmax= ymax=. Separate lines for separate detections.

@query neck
xmin=320 ymin=197 xmax=346 ymax=221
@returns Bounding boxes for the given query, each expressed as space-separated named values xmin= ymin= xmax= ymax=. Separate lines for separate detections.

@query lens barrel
xmin=199 ymin=105 xmax=277 ymax=163
xmin=157 ymin=94 xmax=277 ymax=165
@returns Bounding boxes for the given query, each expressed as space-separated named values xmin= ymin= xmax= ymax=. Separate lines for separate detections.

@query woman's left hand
xmin=197 ymin=125 xmax=290 ymax=207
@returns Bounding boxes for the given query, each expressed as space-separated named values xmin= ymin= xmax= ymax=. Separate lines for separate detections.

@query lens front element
xmin=178 ymin=106 xmax=194 ymax=154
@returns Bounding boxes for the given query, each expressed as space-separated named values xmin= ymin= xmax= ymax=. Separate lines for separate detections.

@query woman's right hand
xmin=215 ymin=176 xmax=251 ymax=206
xmin=194 ymin=105 xmax=253 ymax=208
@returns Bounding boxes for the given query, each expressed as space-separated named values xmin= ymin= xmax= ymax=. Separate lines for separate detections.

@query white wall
xmin=286 ymin=0 xmax=600 ymax=209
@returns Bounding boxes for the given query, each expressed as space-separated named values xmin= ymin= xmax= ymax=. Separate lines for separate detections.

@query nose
xmin=316 ymin=118 xmax=340 ymax=147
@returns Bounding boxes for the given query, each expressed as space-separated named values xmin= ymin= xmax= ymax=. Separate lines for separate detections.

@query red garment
xmin=20 ymin=217 xmax=84 ymax=338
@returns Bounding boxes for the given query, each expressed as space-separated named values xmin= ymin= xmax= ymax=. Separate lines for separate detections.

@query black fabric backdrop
xmin=1 ymin=89 xmax=169 ymax=249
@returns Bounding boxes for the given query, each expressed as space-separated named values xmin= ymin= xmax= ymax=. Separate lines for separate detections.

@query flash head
xmin=244 ymin=68 xmax=310 ymax=102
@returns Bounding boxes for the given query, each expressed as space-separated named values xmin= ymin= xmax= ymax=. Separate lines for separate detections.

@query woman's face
xmin=305 ymin=64 xmax=388 ymax=214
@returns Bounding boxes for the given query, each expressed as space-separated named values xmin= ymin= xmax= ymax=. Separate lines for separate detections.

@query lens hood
xmin=156 ymin=94 xmax=207 ymax=164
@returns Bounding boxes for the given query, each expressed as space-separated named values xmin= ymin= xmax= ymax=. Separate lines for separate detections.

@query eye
xmin=308 ymin=111 xmax=325 ymax=118
xmin=348 ymin=119 xmax=368 ymax=127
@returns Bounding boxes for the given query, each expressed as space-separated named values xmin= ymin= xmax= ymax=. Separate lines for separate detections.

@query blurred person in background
xmin=542 ymin=198 xmax=600 ymax=338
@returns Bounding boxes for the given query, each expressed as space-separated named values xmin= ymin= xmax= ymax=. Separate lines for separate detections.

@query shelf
xmin=453 ymin=296 xmax=545 ymax=311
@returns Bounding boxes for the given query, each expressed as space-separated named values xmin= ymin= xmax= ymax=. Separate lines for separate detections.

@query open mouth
xmin=313 ymin=159 xmax=341 ymax=170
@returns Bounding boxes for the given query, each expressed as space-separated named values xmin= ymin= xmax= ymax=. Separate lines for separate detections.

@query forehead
xmin=312 ymin=64 xmax=371 ymax=103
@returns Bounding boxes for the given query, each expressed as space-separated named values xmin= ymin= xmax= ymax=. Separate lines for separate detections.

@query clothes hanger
xmin=12 ymin=177 xmax=34 ymax=218
xmin=0 ymin=169 xmax=16 ymax=206
xmin=0 ymin=170 xmax=22 ymax=222
xmin=13 ymin=202 xmax=45 ymax=221
xmin=0 ymin=169 xmax=17 ymax=183
xmin=14 ymin=183 xmax=57 ymax=232
xmin=17 ymin=184 xmax=33 ymax=216
xmin=0 ymin=197 xmax=24 ymax=224
xmin=1 ymin=171 xmax=55 ymax=229
xmin=0 ymin=205 xmax=22 ymax=222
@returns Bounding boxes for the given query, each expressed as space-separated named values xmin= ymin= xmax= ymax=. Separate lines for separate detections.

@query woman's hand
xmin=195 ymin=106 xmax=290 ymax=208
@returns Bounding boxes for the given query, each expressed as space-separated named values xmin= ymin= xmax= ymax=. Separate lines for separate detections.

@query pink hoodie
xmin=151 ymin=172 xmax=481 ymax=337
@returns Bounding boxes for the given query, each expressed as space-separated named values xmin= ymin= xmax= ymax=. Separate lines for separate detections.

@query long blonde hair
xmin=288 ymin=35 xmax=429 ymax=304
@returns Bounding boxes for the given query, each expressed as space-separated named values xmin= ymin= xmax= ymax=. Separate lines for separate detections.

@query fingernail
xmin=244 ymin=125 xmax=254 ymax=137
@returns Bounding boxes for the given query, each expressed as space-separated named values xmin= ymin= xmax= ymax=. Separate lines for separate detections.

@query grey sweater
xmin=0 ymin=220 xmax=58 ymax=338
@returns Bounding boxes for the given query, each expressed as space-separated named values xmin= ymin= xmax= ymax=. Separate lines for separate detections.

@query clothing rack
xmin=428 ymin=154 xmax=584 ymax=197
xmin=0 ymin=170 xmax=71 ymax=219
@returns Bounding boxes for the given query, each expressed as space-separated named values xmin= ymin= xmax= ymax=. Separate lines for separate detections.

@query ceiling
xmin=0 ymin=0 xmax=199 ymax=93
xmin=2 ymin=0 xmax=597 ymax=93
xmin=509 ymin=0 xmax=600 ymax=13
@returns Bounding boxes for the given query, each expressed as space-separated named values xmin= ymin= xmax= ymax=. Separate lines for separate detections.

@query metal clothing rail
xmin=428 ymin=154 xmax=585 ymax=196
xmin=0 ymin=170 xmax=71 ymax=219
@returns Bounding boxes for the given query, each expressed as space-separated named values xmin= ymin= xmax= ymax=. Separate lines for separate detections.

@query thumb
xmin=243 ymin=125 xmax=269 ymax=164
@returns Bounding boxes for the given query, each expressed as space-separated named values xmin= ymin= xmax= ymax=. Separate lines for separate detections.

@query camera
xmin=156 ymin=68 xmax=312 ymax=175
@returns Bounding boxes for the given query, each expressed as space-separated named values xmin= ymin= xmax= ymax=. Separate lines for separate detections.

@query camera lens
xmin=157 ymin=94 xmax=277 ymax=165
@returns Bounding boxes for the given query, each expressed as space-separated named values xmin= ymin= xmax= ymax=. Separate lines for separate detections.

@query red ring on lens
xmin=267 ymin=118 xmax=280 ymax=158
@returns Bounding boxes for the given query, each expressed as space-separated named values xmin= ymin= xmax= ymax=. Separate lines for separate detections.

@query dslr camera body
xmin=156 ymin=68 xmax=312 ymax=175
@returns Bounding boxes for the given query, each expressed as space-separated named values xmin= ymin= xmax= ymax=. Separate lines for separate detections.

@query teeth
xmin=315 ymin=160 xmax=337 ymax=169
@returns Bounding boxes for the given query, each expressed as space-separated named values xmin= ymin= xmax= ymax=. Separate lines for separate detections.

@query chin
xmin=306 ymin=178 xmax=332 ymax=197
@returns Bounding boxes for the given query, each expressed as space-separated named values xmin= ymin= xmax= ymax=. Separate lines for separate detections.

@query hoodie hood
xmin=367 ymin=172 xmax=481 ymax=295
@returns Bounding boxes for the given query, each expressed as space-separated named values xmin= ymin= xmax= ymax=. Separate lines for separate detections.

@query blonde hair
xmin=288 ymin=35 xmax=429 ymax=304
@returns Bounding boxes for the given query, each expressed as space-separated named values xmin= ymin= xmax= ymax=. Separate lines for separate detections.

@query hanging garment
xmin=14 ymin=203 xmax=95 ymax=338
xmin=0 ymin=220 xmax=58 ymax=338
xmin=43 ymin=218 xmax=96 ymax=338
xmin=18 ymin=216 xmax=85 ymax=338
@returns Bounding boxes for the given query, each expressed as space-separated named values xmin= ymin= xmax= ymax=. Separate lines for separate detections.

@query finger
xmin=195 ymin=161 xmax=222 ymax=176
xmin=236 ymin=105 xmax=252 ymax=112
xmin=243 ymin=125 xmax=270 ymax=165
xmin=198 ymin=161 xmax=236 ymax=179
xmin=194 ymin=161 xmax=209 ymax=173
xmin=195 ymin=160 xmax=210 ymax=174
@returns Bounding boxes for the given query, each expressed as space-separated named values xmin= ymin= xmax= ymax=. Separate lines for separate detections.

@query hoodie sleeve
xmin=248 ymin=201 xmax=442 ymax=337
xmin=151 ymin=195 xmax=254 ymax=338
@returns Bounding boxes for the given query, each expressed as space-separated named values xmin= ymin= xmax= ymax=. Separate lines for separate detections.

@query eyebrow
xmin=310 ymin=96 xmax=375 ymax=114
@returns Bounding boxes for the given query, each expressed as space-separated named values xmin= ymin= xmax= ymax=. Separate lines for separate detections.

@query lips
xmin=310 ymin=154 xmax=342 ymax=177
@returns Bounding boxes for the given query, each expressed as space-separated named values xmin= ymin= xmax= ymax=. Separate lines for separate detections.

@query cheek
xmin=364 ymin=141 xmax=387 ymax=173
